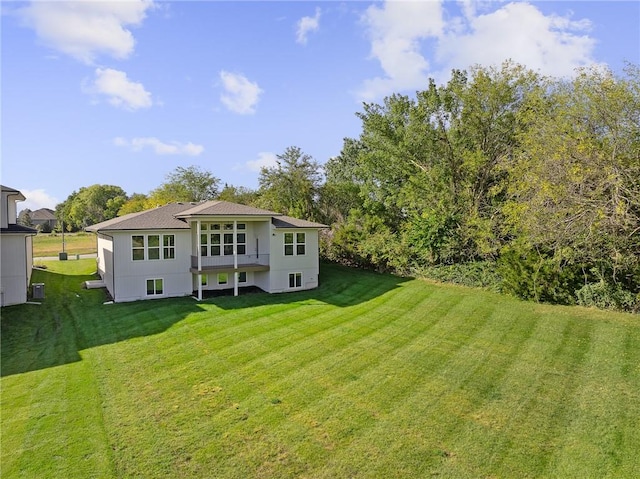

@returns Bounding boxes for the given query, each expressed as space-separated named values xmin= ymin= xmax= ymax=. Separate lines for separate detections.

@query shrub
xmin=413 ymin=261 xmax=502 ymax=291
xmin=575 ymin=281 xmax=639 ymax=313
xmin=498 ymin=246 xmax=582 ymax=305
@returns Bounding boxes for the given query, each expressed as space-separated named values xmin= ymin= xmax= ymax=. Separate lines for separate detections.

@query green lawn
xmin=2 ymin=260 xmax=639 ymax=478
xmin=32 ymin=232 xmax=97 ymax=258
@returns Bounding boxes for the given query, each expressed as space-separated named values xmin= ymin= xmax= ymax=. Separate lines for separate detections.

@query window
xmin=296 ymin=233 xmax=306 ymax=255
xmin=211 ymin=233 xmax=221 ymax=256
xmin=133 ymin=234 xmax=175 ymax=261
xmin=238 ymin=271 xmax=247 ymax=283
xmin=218 ymin=273 xmax=228 ymax=285
xmin=200 ymin=233 xmax=209 ymax=256
xmin=284 ymin=232 xmax=306 ymax=256
xmin=146 ymin=278 xmax=163 ymax=296
xmin=163 ymin=235 xmax=175 ymax=259
xmin=200 ymin=224 xmax=247 ymax=256
xmin=148 ymin=235 xmax=160 ymax=260
xmin=237 ymin=233 xmax=246 ymax=255
xmin=289 ymin=272 xmax=302 ymax=288
xmin=201 ymin=274 xmax=208 ymax=286
xmin=132 ymin=235 xmax=145 ymax=261
xmin=223 ymin=233 xmax=234 ymax=256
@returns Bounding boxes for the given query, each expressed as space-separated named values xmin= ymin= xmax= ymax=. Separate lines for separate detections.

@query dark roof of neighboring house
xmin=176 ymin=200 xmax=280 ymax=217
xmin=30 ymin=208 xmax=56 ymax=221
xmin=85 ymin=203 xmax=196 ymax=232
xmin=272 ymin=216 xmax=328 ymax=229
xmin=0 ymin=224 xmax=37 ymax=234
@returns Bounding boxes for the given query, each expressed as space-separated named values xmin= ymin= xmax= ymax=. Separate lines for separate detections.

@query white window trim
xmin=146 ymin=278 xmax=164 ymax=297
xmin=288 ymin=272 xmax=303 ymax=289
xmin=132 ymin=234 xmax=176 ymax=262
xmin=284 ymin=231 xmax=306 ymax=256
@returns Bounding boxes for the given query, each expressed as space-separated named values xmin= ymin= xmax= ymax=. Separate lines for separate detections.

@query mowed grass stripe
xmin=2 ymin=260 xmax=639 ymax=478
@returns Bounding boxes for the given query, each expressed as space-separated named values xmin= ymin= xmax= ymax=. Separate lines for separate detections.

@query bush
xmin=413 ymin=261 xmax=502 ymax=291
xmin=576 ymin=281 xmax=639 ymax=313
xmin=498 ymin=246 xmax=582 ymax=305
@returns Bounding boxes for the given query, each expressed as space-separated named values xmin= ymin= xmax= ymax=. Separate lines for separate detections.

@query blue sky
xmin=2 ymin=1 xmax=638 ymax=211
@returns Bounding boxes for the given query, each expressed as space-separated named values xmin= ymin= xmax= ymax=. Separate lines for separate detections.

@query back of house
xmin=86 ymin=200 xmax=327 ymax=303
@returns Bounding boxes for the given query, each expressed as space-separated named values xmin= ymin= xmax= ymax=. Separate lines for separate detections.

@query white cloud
xmin=296 ymin=7 xmax=321 ymax=45
xmin=359 ymin=0 xmax=444 ymax=101
xmin=18 ymin=189 xmax=59 ymax=211
xmin=114 ymin=137 xmax=204 ymax=156
xmin=88 ymin=68 xmax=153 ymax=110
xmin=359 ymin=0 xmax=597 ymax=100
xmin=245 ymin=152 xmax=278 ymax=172
xmin=219 ymin=71 xmax=263 ymax=115
xmin=437 ymin=2 xmax=596 ymax=79
xmin=18 ymin=0 xmax=154 ymax=64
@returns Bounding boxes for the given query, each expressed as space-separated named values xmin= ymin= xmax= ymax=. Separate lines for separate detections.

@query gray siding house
xmin=1 ymin=185 xmax=37 ymax=306
xmin=86 ymin=201 xmax=326 ymax=303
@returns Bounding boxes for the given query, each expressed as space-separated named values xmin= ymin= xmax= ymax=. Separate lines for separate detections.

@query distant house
xmin=1 ymin=185 xmax=37 ymax=306
xmin=86 ymin=201 xmax=327 ymax=303
xmin=30 ymin=208 xmax=57 ymax=231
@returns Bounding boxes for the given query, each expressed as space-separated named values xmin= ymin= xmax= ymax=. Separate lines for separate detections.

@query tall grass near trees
xmin=2 ymin=260 xmax=639 ymax=478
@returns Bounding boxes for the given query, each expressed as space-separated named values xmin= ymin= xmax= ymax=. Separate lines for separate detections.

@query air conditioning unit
xmin=32 ymin=283 xmax=45 ymax=299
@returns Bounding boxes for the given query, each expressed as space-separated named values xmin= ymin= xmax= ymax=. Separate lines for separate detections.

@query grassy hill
xmin=32 ymin=232 xmax=97 ymax=258
xmin=2 ymin=260 xmax=639 ymax=478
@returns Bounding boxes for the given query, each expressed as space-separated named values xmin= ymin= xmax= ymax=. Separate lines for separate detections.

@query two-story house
xmin=86 ymin=201 xmax=327 ymax=303
xmin=1 ymin=185 xmax=37 ymax=307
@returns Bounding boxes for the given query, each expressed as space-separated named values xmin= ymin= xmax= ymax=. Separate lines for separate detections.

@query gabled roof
xmin=31 ymin=208 xmax=56 ymax=221
xmin=175 ymin=200 xmax=280 ymax=217
xmin=272 ymin=216 xmax=328 ymax=229
xmin=85 ymin=201 xmax=328 ymax=232
xmin=85 ymin=203 xmax=196 ymax=232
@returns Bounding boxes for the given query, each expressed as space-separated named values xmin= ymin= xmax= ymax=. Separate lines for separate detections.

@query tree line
xmin=49 ymin=62 xmax=640 ymax=312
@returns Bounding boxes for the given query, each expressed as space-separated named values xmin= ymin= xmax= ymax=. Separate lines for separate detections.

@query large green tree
xmin=326 ymin=62 xmax=542 ymax=269
xmin=56 ymin=184 xmax=127 ymax=230
xmin=503 ymin=65 xmax=640 ymax=297
xmin=256 ymin=146 xmax=322 ymax=220
xmin=148 ymin=165 xmax=220 ymax=205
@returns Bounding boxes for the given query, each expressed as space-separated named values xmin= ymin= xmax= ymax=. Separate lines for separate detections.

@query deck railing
xmin=191 ymin=254 xmax=269 ymax=269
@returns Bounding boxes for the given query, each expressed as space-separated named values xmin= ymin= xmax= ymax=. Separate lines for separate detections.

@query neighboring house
xmin=86 ymin=201 xmax=327 ymax=303
xmin=30 ymin=208 xmax=57 ymax=230
xmin=1 ymin=185 xmax=37 ymax=307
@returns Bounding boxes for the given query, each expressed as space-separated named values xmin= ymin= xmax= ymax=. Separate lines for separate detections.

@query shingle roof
xmin=85 ymin=203 xmax=196 ymax=232
xmin=30 ymin=208 xmax=56 ymax=221
xmin=85 ymin=201 xmax=328 ymax=232
xmin=1 ymin=224 xmax=37 ymax=234
xmin=176 ymin=200 xmax=280 ymax=217
xmin=272 ymin=216 xmax=328 ymax=229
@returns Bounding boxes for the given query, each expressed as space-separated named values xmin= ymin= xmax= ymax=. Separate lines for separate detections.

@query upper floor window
xmin=200 ymin=224 xmax=246 ymax=256
xmin=132 ymin=235 xmax=145 ymax=261
xmin=284 ymin=232 xmax=306 ymax=256
xmin=132 ymin=234 xmax=175 ymax=261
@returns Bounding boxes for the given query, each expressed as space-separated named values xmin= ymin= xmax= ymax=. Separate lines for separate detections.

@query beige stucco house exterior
xmin=86 ymin=201 xmax=326 ymax=303
xmin=1 ymin=185 xmax=37 ymax=307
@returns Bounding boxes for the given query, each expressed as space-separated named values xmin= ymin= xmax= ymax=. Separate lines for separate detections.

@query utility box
xmin=59 ymin=252 xmax=68 ymax=260
xmin=32 ymin=283 xmax=45 ymax=299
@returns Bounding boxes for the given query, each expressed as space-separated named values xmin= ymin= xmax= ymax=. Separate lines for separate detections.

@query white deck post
xmin=233 ymin=220 xmax=238 ymax=296
xmin=197 ymin=219 xmax=202 ymax=301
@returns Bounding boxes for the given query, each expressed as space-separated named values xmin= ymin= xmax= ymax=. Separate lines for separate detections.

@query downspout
xmin=233 ymin=220 xmax=238 ymax=297
xmin=197 ymin=220 xmax=202 ymax=301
